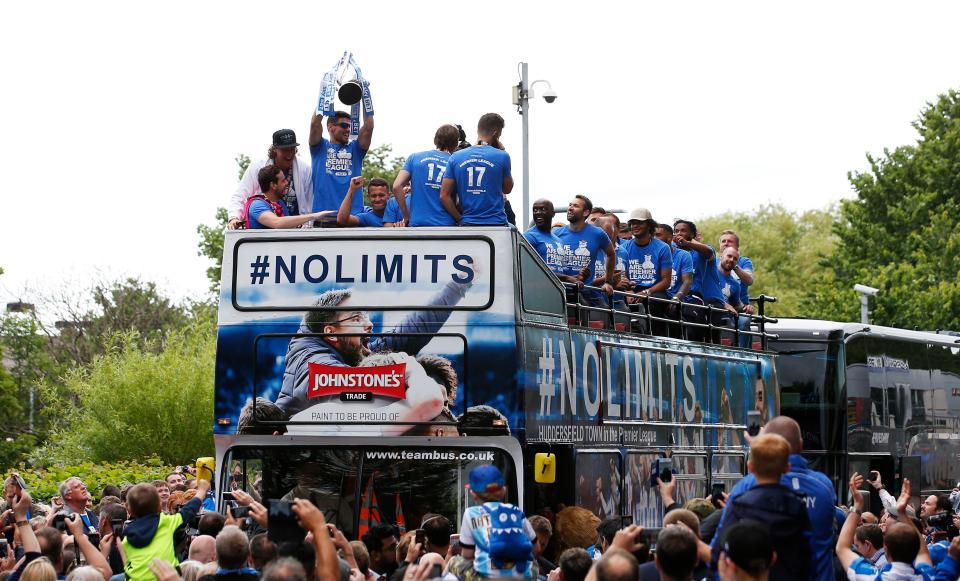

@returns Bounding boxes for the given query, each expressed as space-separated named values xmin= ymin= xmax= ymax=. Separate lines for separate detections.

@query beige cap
xmin=628 ymin=208 xmax=654 ymax=222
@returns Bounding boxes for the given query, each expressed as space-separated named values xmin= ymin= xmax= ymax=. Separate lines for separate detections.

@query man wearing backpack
xmin=245 ymin=165 xmax=332 ymax=229
xmin=453 ymin=465 xmax=536 ymax=580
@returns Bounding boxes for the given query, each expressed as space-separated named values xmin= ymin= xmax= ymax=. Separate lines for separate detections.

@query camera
xmin=52 ymin=513 xmax=67 ymax=533
xmin=455 ymin=125 xmax=472 ymax=151
xmin=927 ymin=511 xmax=953 ymax=530
xmin=854 ymin=284 xmax=879 ymax=296
xmin=541 ymin=88 xmax=558 ymax=103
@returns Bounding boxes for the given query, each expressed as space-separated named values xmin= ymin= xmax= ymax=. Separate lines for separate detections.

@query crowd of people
xmin=227 ymin=110 xmax=760 ymax=347
xmin=3 ymin=416 xmax=960 ymax=581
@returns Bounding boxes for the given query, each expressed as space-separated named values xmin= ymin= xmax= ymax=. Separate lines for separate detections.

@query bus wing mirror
xmin=534 ymin=453 xmax=556 ymax=484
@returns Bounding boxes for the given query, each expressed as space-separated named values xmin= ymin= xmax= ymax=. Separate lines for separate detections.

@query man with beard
xmin=337 ymin=177 xmax=404 ymax=227
xmin=719 ymin=230 xmax=756 ymax=347
xmin=524 ymin=199 xmax=589 ymax=285
xmin=717 ymin=246 xmax=750 ymax=345
xmin=553 ymin=195 xmax=615 ymax=322
xmin=228 ymin=129 xmax=313 ymax=228
xmin=276 ymin=278 xmax=472 ymax=417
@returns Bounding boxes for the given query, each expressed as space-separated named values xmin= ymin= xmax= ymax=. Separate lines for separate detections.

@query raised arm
xmin=674 ymin=236 xmax=715 ymax=260
xmin=66 ymin=513 xmax=112 ymax=580
xmin=337 ymin=176 xmax=365 ymax=226
xmin=292 ymin=499 xmax=340 ymax=581
xmin=310 ymin=113 xmax=325 ymax=147
xmin=358 ymin=110 xmax=374 ymax=152
xmin=836 ymin=472 xmax=865 ymax=569
xmin=439 ymin=178 xmax=461 ymax=224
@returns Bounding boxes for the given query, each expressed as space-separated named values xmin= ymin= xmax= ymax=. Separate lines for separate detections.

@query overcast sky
xmin=2 ymin=1 xmax=959 ymax=308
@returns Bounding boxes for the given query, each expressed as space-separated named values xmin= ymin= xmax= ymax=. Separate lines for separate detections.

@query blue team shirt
xmin=459 ymin=503 xmax=536 ymax=579
xmin=595 ymin=245 xmax=627 ymax=281
xmin=310 ymin=138 xmax=366 ymax=213
xmin=385 ymin=195 xmax=407 ymax=223
xmin=524 ymin=227 xmax=568 ymax=275
xmin=445 ymin=145 xmax=511 ymax=225
xmin=688 ymin=245 xmax=725 ymax=305
xmin=247 ymin=199 xmax=288 ymax=229
xmin=553 ymin=224 xmax=611 ymax=281
xmin=667 ymin=248 xmax=694 ymax=298
xmin=404 ymin=149 xmax=456 ymax=226
xmin=738 ymin=256 xmax=754 ymax=305
xmin=620 ymin=238 xmax=672 ymax=290
xmin=718 ymin=268 xmax=742 ymax=307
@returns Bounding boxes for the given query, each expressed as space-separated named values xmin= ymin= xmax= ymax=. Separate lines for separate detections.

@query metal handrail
xmin=561 ymin=283 xmax=779 ymax=349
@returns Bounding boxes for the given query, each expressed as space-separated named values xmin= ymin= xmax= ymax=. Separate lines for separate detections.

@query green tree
xmin=49 ymin=278 xmax=190 ymax=369
xmin=697 ymin=203 xmax=838 ymax=317
xmin=362 ymin=143 xmax=406 ymax=186
xmin=35 ymin=310 xmax=216 ymax=466
xmin=0 ymin=310 xmax=57 ymax=436
xmin=803 ymin=89 xmax=960 ymax=329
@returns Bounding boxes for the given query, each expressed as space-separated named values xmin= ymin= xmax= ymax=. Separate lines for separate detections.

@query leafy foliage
xmin=49 ymin=278 xmax=190 ymax=369
xmin=15 ymin=457 xmax=175 ymax=503
xmin=197 ymin=207 xmax=229 ymax=293
xmin=34 ymin=310 xmax=216 ymax=467
xmin=697 ymin=204 xmax=838 ymax=318
xmin=802 ymin=89 xmax=960 ymax=329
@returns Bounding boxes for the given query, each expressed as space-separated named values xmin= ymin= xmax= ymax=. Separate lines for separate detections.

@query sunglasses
xmin=333 ymin=122 xmax=351 ymax=129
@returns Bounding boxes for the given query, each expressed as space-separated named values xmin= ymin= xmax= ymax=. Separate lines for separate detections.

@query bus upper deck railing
xmin=561 ymin=282 xmax=779 ymax=350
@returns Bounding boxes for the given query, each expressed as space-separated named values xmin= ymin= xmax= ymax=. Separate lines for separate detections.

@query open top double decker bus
xmin=767 ymin=318 xmax=960 ymax=503
xmin=214 ymin=226 xmax=780 ymax=536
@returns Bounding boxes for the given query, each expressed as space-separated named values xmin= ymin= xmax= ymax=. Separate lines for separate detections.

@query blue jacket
xmin=712 ymin=454 xmax=837 ymax=581
xmin=710 ymin=483 xmax=811 ymax=580
xmin=276 ymin=281 xmax=468 ymax=415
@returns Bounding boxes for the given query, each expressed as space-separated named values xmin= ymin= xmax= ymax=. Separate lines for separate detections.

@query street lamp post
xmin=513 ymin=62 xmax=557 ymax=229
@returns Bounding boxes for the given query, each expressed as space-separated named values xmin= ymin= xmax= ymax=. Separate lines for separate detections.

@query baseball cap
xmin=469 ymin=464 xmax=505 ymax=494
xmin=272 ymin=129 xmax=299 ymax=149
xmin=721 ymin=520 xmax=773 ymax=575
xmin=628 ymin=208 xmax=653 ymax=223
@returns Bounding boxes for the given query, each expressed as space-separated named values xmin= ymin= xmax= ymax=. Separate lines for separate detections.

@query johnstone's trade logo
xmin=307 ymin=363 xmax=406 ymax=401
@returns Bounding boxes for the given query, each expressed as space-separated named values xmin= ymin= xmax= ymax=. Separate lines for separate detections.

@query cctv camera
xmin=542 ymin=88 xmax=558 ymax=104
xmin=853 ymin=284 xmax=879 ymax=296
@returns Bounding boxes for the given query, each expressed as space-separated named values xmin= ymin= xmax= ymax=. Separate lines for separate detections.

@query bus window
xmin=358 ymin=447 xmax=517 ymax=536
xmin=769 ymin=340 xmax=842 ymax=452
xmin=711 ymin=453 xmax=744 ymax=479
xmin=519 ymin=244 xmax=565 ymax=318
xmin=625 ymin=453 xmax=663 ymax=529
xmin=575 ymin=452 xmax=622 ymax=521
xmin=225 ymin=445 xmax=516 ymax=540
xmin=672 ymin=454 xmax=707 ymax=506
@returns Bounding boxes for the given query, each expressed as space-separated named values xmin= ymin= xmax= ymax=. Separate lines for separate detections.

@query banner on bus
xmin=231 ymin=237 xmax=495 ymax=311
xmin=522 ymin=327 xmax=779 ymax=447
xmin=216 ymin=230 xmax=519 ymax=437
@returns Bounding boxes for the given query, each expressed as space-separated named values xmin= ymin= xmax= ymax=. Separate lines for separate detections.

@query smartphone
xmin=231 ymin=505 xmax=251 ymax=519
xmin=221 ymin=492 xmax=235 ymax=503
xmin=428 ymin=565 xmax=443 ymax=579
xmin=0 ymin=538 xmax=8 ymax=555
xmin=621 ymin=515 xmax=633 ymax=528
xmin=415 ymin=529 xmax=426 ymax=546
xmin=658 ymin=458 xmax=673 ymax=483
xmin=747 ymin=410 xmax=762 ymax=437
xmin=711 ymin=483 xmax=725 ymax=507
xmin=111 ymin=518 xmax=126 ymax=540
xmin=868 ymin=471 xmax=880 ymax=482
xmin=268 ymin=500 xmax=306 ymax=545
xmin=12 ymin=474 xmax=27 ymax=491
